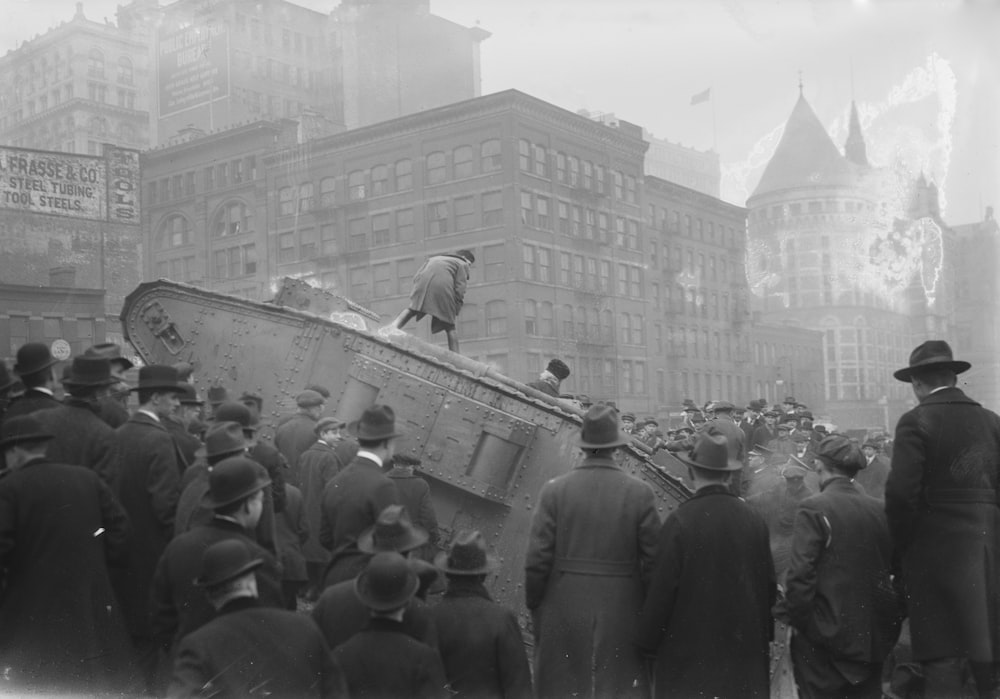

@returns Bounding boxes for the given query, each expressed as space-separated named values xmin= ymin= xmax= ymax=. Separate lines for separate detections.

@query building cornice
xmin=142 ymin=120 xmax=285 ymax=161
xmin=645 ymin=174 xmax=746 ymax=217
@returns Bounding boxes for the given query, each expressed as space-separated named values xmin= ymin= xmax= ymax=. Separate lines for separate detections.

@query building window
xmin=347 ymin=218 xmax=366 ymax=251
xmin=317 ymin=177 xmax=335 ymax=208
xmin=277 ymin=232 xmax=296 ymax=263
xmin=522 ymin=245 xmax=536 ymax=280
xmin=518 ymin=139 xmax=530 ymax=171
xmin=363 ymin=166 xmax=386 ymax=197
xmin=557 ymin=201 xmax=570 ymax=234
xmin=613 ymin=171 xmax=624 ymax=200
xmin=558 ymin=252 xmax=570 ymax=285
xmin=533 ymin=144 xmax=547 ymax=177
xmin=396 ymin=208 xmax=414 ymax=241
xmin=485 ymin=300 xmax=508 ymax=337
xmin=625 ymin=174 xmax=636 ymax=203
xmin=568 ymin=156 xmax=579 ymax=186
xmin=524 ymin=299 xmax=538 ymax=335
xmin=572 ymin=206 xmax=582 ymax=236
xmin=459 ymin=303 xmax=480 ymax=340
xmin=320 ymin=223 xmax=338 ymax=255
xmin=536 ymin=196 xmax=550 ymax=230
xmin=213 ymin=201 xmax=253 ymax=238
xmin=595 ymin=165 xmax=606 ymax=194
xmin=520 ymin=191 xmax=533 ymax=227
xmin=397 ymin=258 xmax=416 ymax=294
xmin=395 ymin=159 xmax=412 ymax=191
xmin=482 ymin=191 xmax=503 ymax=227
xmin=555 ymin=152 xmax=566 ymax=183
xmin=88 ymin=49 xmax=104 ymax=78
xmin=157 ymin=214 xmax=192 ymax=249
xmin=538 ymin=247 xmax=552 ymax=283
xmin=453 ymin=146 xmax=473 ymax=179
xmin=426 ymin=151 xmax=446 ymax=185
xmin=483 ymin=243 xmax=505 ymax=281
xmin=455 ymin=196 xmax=475 ymax=232
xmin=539 ymin=301 xmax=554 ymax=336
xmin=582 ymin=161 xmax=593 ymax=189
xmin=481 ymin=139 xmax=502 ymax=172
xmin=348 ymin=170 xmax=366 ymax=200
xmin=373 ymin=262 xmax=392 ymax=298
xmin=278 ymin=187 xmax=294 ymax=216
xmin=427 ymin=201 xmax=448 ymax=236
xmin=298 ymin=182 xmax=313 ymax=213
xmin=117 ymin=56 xmax=133 ymax=84
xmin=372 ymin=213 xmax=391 ymax=246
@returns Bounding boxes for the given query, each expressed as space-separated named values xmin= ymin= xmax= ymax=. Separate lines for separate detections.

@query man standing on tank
xmin=390 ymin=249 xmax=474 ymax=353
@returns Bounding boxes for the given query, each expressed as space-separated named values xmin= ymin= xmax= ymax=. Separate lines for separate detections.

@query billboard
xmin=0 ymin=145 xmax=141 ymax=223
xmin=157 ymin=23 xmax=230 ymax=117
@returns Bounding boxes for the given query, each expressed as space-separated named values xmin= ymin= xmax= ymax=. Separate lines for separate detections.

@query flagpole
xmin=711 ymin=91 xmax=717 ymax=152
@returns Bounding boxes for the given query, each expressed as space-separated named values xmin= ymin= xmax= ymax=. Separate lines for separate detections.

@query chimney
xmin=49 ymin=266 xmax=76 ymax=288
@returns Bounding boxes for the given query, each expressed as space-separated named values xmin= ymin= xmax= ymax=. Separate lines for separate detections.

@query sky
xmin=5 ymin=0 xmax=998 ymax=223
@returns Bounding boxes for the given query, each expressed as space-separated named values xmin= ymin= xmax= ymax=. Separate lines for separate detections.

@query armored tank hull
xmin=120 ymin=280 xmax=691 ymax=621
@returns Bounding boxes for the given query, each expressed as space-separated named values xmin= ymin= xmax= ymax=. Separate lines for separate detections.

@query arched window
xmin=156 ymin=214 xmax=192 ymax=250
xmin=394 ymin=159 xmax=412 ymax=191
xmin=212 ymin=200 xmax=253 ymax=238
xmin=426 ymin=151 xmax=446 ymax=184
xmin=117 ymin=56 xmax=133 ymax=84
xmin=348 ymin=170 xmax=366 ymax=200
xmin=320 ymin=177 xmax=336 ymax=207
xmin=453 ymin=145 xmax=473 ymax=178
xmin=480 ymin=139 xmax=501 ymax=172
xmin=88 ymin=49 xmax=104 ymax=78
xmin=278 ymin=186 xmax=294 ymax=216
xmin=298 ymin=182 xmax=313 ymax=213
xmin=370 ymin=165 xmax=388 ymax=196
xmin=485 ymin=300 xmax=507 ymax=337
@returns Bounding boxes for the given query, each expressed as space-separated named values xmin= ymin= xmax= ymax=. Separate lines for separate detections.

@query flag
xmin=690 ymin=88 xmax=711 ymax=106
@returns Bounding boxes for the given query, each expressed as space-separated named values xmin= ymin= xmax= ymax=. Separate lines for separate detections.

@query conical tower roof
xmin=752 ymin=93 xmax=857 ymax=199
xmin=844 ymin=100 xmax=868 ymax=166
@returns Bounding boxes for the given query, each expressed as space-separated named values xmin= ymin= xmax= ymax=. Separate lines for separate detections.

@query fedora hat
xmin=132 ymin=365 xmax=184 ymax=393
xmin=675 ymin=431 xmax=742 ymax=472
xmin=0 ymin=415 xmax=54 ymax=450
xmin=13 ymin=342 xmax=60 ymax=376
xmin=178 ymin=383 xmax=204 ymax=406
xmin=0 ymin=361 xmax=16 ymax=393
xmin=578 ymin=404 xmax=630 ymax=449
xmin=354 ymin=552 xmax=419 ymax=612
xmin=63 ymin=356 xmax=117 ymax=389
xmin=84 ymin=342 xmax=134 ymax=371
xmin=434 ymin=530 xmax=499 ymax=576
xmin=201 ymin=455 xmax=270 ymax=509
xmin=195 ymin=539 xmax=263 ymax=588
xmin=348 ymin=404 xmax=402 ymax=441
xmin=894 ymin=340 xmax=971 ymax=382
xmin=358 ymin=505 xmax=429 ymax=554
xmin=206 ymin=385 xmax=229 ymax=406
xmin=204 ymin=422 xmax=247 ymax=461
xmin=214 ymin=402 xmax=256 ymax=432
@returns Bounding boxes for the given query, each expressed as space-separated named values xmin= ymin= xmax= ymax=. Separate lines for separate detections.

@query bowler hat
xmin=641 ymin=417 xmax=659 ymax=428
xmin=675 ymin=431 xmax=742 ymax=472
xmin=783 ymin=396 xmax=797 ymax=404
xmin=546 ymin=359 xmax=570 ymax=380
xmin=355 ymin=552 xmax=419 ymax=611
xmin=0 ymin=415 xmax=54 ymax=450
xmin=357 ymin=505 xmax=429 ymax=554
xmin=763 ymin=409 xmax=780 ymax=417
xmin=172 ymin=362 xmax=194 ymax=382
xmin=207 ymin=385 xmax=229 ymax=406
xmin=455 ymin=249 xmax=475 ymax=264
xmin=195 ymin=539 xmax=263 ymax=588
xmin=314 ymin=416 xmax=346 ymax=436
xmin=434 ymin=530 xmax=498 ymax=576
xmin=178 ymin=384 xmax=204 ymax=406
xmin=713 ymin=401 xmax=735 ymax=413
xmin=84 ymin=342 xmax=134 ymax=371
xmin=348 ymin=404 xmax=402 ymax=441
xmin=214 ymin=402 xmax=256 ymax=432
xmin=893 ymin=340 xmax=971 ymax=383
xmin=132 ymin=365 xmax=184 ymax=393
xmin=239 ymin=392 xmax=263 ymax=410
xmin=204 ymin=422 xmax=247 ymax=461
xmin=578 ymin=405 xmax=630 ymax=449
xmin=201 ymin=455 xmax=271 ymax=509
xmin=816 ymin=435 xmax=866 ymax=472
xmin=0 ymin=361 xmax=16 ymax=393
xmin=13 ymin=342 xmax=60 ymax=377
xmin=621 ymin=413 xmax=636 ymax=423
xmin=62 ymin=356 xmax=116 ymax=388
xmin=296 ymin=390 xmax=325 ymax=409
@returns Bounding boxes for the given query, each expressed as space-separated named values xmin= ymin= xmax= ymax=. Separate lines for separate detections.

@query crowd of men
xmin=0 ymin=337 xmax=998 ymax=699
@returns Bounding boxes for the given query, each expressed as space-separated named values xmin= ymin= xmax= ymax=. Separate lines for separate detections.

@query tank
xmin=120 ymin=279 xmax=691 ymax=624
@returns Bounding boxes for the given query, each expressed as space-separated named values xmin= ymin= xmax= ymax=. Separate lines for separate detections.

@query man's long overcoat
xmin=525 ymin=455 xmax=660 ymax=698
xmin=408 ymin=254 xmax=470 ymax=328
xmin=298 ymin=439 xmax=345 ymax=563
xmin=635 ymin=485 xmax=775 ymax=699
xmin=885 ymin=386 xmax=1000 ymax=662
xmin=36 ymin=398 xmax=118 ymax=485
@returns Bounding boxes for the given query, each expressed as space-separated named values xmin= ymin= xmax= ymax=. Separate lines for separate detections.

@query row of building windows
xmin=657 ymin=326 xmax=750 ymax=363
xmin=155 ymin=201 xmax=255 ymax=250
xmin=5 ymin=50 xmax=133 ymax=104
xmin=524 ymin=353 xmax=648 ymax=399
xmin=648 ymin=241 xmax=739 ymax=286
xmin=517 ymin=139 xmax=638 ymax=204
xmin=150 ymin=159 xmax=258 ymax=207
xmin=518 ymin=189 xmax=641 ymax=250
xmin=755 ymin=199 xmax=877 ymax=221
xmin=233 ymin=14 xmax=319 ymax=55
xmin=231 ymin=50 xmax=317 ymax=89
xmin=649 ymin=282 xmax=743 ymax=321
xmin=6 ymin=315 xmax=98 ymax=358
xmin=646 ymin=205 xmax=741 ymax=248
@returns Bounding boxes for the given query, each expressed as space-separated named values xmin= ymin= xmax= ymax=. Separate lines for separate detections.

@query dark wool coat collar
xmin=819 ymin=475 xmax=858 ymax=494
xmin=575 ymin=455 xmax=619 ymax=470
xmin=129 ymin=411 xmax=168 ymax=431
xmin=691 ymin=483 xmax=735 ymax=500
xmin=443 ymin=579 xmax=492 ymax=601
xmin=217 ymin=596 xmax=260 ymax=616
xmin=918 ymin=386 xmax=979 ymax=407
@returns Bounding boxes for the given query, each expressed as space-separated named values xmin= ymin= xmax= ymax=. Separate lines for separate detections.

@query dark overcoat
xmin=311 ymin=578 xmax=437 ymax=650
xmin=319 ymin=453 xmax=400 ymax=586
xmin=164 ymin=414 xmax=199 ymax=471
xmin=250 ymin=437 xmax=287 ymax=513
xmin=332 ymin=617 xmax=449 ymax=699
xmin=526 ymin=379 xmax=559 ymax=397
xmin=35 ymin=398 xmax=118 ymax=486
xmin=856 ymin=454 xmax=890 ymax=499
xmin=525 ymin=455 xmax=660 ymax=698
xmin=2 ymin=388 xmax=60 ymax=420
xmin=276 ymin=483 xmax=308 ymax=582
xmin=635 ymin=485 xmax=775 ymax=699
xmin=408 ymin=254 xmax=470 ymax=328
xmin=0 ymin=458 xmax=136 ymax=694
xmin=113 ymin=411 xmax=183 ymax=640
xmin=274 ymin=412 xmax=319 ymax=487
xmin=751 ymin=423 xmax=777 ymax=451
xmin=885 ymin=386 xmax=1000 ymax=662
xmin=298 ymin=439 xmax=345 ymax=563
xmin=387 ymin=465 xmax=440 ymax=549
xmin=430 ymin=579 xmax=532 ymax=699
xmin=168 ymin=597 xmax=344 ymax=699
xmin=781 ymin=477 xmax=899 ymax=690
xmin=150 ymin=517 xmax=284 ymax=650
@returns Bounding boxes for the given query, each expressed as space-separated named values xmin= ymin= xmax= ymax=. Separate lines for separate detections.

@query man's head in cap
xmin=0 ymin=415 xmax=54 ymax=470
xmin=814 ymin=434 xmax=866 ymax=481
xmin=620 ymin=412 xmax=636 ymax=433
xmin=781 ymin=461 xmax=811 ymax=496
xmin=296 ymin=389 xmax=325 ymax=419
xmin=315 ymin=416 xmax=346 ymax=445
xmin=545 ymin=358 xmax=570 ymax=382
xmin=239 ymin=392 xmax=263 ymax=426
